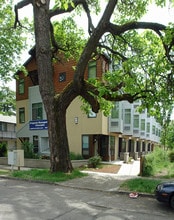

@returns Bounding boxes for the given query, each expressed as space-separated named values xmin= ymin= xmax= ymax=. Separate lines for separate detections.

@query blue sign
xmin=29 ymin=120 xmax=48 ymax=130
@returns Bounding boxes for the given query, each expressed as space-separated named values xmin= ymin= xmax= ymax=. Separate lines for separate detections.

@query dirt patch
xmin=85 ymin=164 xmax=121 ymax=174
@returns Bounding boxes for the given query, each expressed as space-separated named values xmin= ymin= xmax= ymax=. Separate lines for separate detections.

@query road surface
xmin=0 ymin=178 xmax=173 ymax=219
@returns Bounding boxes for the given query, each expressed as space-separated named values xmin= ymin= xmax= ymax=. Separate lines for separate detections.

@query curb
xmin=0 ymin=174 xmax=154 ymax=198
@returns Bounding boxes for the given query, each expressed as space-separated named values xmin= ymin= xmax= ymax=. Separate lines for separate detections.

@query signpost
xmin=29 ymin=120 xmax=48 ymax=130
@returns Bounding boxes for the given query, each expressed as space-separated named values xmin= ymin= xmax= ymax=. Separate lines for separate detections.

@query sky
xmin=12 ymin=0 xmax=174 ymax=62
xmin=11 ymin=1 xmax=174 ymax=119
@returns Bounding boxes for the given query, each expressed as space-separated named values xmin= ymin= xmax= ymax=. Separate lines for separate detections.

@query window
xmin=141 ymin=119 xmax=145 ymax=131
xmin=111 ymin=102 xmax=119 ymax=119
xmin=59 ymin=72 xmax=66 ymax=82
xmin=124 ymin=109 xmax=131 ymax=124
xmin=0 ymin=122 xmax=7 ymax=131
xmin=88 ymin=110 xmax=97 ymax=118
xmin=158 ymin=130 xmax=161 ymax=137
xmin=88 ymin=61 xmax=96 ymax=79
xmin=82 ymin=135 xmax=89 ymax=156
xmin=19 ymin=107 xmax=25 ymax=123
xmin=18 ymin=79 xmax=24 ymax=94
xmin=152 ymin=125 xmax=156 ymax=134
xmin=133 ymin=115 xmax=139 ymax=128
xmin=147 ymin=122 xmax=150 ymax=133
xmin=32 ymin=103 xmax=43 ymax=120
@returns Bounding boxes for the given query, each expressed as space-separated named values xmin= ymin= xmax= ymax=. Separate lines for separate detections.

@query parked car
xmin=155 ymin=182 xmax=174 ymax=208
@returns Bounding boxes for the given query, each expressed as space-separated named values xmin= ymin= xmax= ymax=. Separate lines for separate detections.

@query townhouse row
xmin=15 ymin=52 xmax=161 ymax=161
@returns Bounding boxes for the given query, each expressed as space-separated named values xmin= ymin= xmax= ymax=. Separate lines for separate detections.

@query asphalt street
xmin=0 ymin=178 xmax=174 ymax=220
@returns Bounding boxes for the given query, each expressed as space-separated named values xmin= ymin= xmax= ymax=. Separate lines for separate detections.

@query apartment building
xmin=0 ymin=114 xmax=16 ymax=151
xmin=16 ymin=52 xmax=161 ymax=161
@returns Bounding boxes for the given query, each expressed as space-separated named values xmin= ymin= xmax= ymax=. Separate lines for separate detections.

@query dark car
xmin=155 ymin=182 xmax=174 ymax=208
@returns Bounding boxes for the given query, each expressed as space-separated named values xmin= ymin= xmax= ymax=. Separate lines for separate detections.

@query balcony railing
xmin=0 ymin=131 xmax=16 ymax=139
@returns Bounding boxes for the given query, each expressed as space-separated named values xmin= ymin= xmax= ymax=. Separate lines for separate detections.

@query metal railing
xmin=0 ymin=131 xmax=16 ymax=139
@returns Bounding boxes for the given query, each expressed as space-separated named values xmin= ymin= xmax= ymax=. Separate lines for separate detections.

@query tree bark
xmin=32 ymin=0 xmax=73 ymax=172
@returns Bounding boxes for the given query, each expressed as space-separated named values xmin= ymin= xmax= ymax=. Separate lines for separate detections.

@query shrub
xmin=0 ymin=142 xmax=7 ymax=157
xmin=70 ymin=152 xmax=83 ymax=160
xmin=168 ymin=151 xmax=174 ymax=162
xmin=88 ymin=155 xmax=102 ymax=168
xmin=142 ymin=154 xmax=155 ymax=176
xmin=21 ymin=141 xmax=39 ymax=159
xmin=142 ymin=147 xmax=169 ymax=176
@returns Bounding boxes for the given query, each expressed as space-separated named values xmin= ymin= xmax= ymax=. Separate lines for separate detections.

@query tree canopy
xmin=14 ymin=0 xmax=174 ymax=172
xmin=0 ymin=0 xmax=27 ymax=115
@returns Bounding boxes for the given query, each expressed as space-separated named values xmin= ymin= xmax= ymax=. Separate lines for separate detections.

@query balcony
xmin=0 ymin=131 xmax=16 ymax=139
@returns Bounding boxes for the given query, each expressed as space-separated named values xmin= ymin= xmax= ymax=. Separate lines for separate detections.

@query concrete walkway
xmin=57 ymin=160 xmax=141 ymax=192
xmin=0 ymin=160 xmax=141 ymax=193
xmin=115 ymin=160 xmax=140 ymax=176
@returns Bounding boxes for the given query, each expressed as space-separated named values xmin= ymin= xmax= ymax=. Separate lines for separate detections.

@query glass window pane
xmin=88 ymin=110 xmax=97 ymax=118
xmin=0 ymin=122 xmax=7 ymax=131
xmin=147 ymin=122 xmax=150 ymax=132
xmin=141 ymin=119 xmax=145 ymax=131
xmin=19 ymin=79 xmax=24 ymax=94
xmin=32 ymin=103 xmax=43 ymax=120
xmin=133 ymin=115 xmax=139 ymax=128
xmin=111 ymin=102 xmax=119 ymax=118
xmin=152 ymin=125 xmax=155 ymax=134
xmin=88 ymin=61 xmax=96 ymax=79
xmin=19 ymin=108 xmax=25 ymax=123
xmin=82 ymin=135 xmax=89 ymax=156
xmin=124 ymin=109 xmax=131 ymax=124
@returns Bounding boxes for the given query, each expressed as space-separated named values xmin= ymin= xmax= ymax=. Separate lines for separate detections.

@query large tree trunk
xmin=33 ymin=0 xmax=73 ymax=173
xmin=51 ymin=98 xmax=73 ymax=173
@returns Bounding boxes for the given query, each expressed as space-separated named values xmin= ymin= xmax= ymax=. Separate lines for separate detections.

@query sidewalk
xmin=57 ymin=160 xmax=141 ymax=192
xmin=115 ymin=160 xmax=140 ymax=176
xmin=0 ymin=160 xmax=141 ymax=193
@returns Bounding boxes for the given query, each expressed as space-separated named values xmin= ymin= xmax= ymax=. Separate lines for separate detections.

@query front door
xmin=98 ymin=135 xmax=109 ymax=161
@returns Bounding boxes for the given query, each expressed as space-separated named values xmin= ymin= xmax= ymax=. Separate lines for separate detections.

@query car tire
xmin=170 ymin=195 xmax=174 ymax=209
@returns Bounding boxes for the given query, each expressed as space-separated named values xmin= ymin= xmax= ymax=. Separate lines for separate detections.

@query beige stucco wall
xmin=16 ymin=100 xmax=29 ymax=131
xmin=16 ymin=99 xmax=29 ymax=149
xmin=66 ymin=97 xmax=109 ymax=154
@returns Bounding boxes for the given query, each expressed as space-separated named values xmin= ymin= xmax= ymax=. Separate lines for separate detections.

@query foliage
xmin=11 ymin=168 xmax=87 ymax=182
xmin=120 ymin=178 xmax=162 ymax=194
xmin=161 ymin=121 xmax=174 ymax=150
xmin=0 ymin=0 xmax=27 ymax=80
xmin=0 ymin=170 xmax=9 ymax=175
xmin=53 ymin=17 xmax=86 ymax=60
xmin=142 ymin=154 xmax=156 ymax=176
xmin=0 ymin=0 xmax=28 ymax=115
xmin=0 ymin=143 xmax=7 ymax=157
xmin=70 ymin=152 xmax=83 ymax=160
xmin=88 ymin=155 xmax=102 ymax=168
xmin=14 ymin=0 xmax=174 ymax=173
xmin=21 ymin=141 xmax=39 ymax=159
xmin=142 ymin=147 xmax=169 ymax=176
xmin=164 ymin=162 xmax=174 ymax=178
xmin=0 ymin=86 xmax=16 ymax=115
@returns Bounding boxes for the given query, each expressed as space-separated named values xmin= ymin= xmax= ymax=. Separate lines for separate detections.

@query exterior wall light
xmin=74 ymin=117 xmax=78 ymax=124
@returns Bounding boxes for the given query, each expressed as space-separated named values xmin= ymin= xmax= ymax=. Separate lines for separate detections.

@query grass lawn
xmin=120 ymin=178 xmax=163 ymax=194
xmin=10 ymin=169 xmax=87 ymax=183
xmin=0 ymin=169 xmax=10 ymax=175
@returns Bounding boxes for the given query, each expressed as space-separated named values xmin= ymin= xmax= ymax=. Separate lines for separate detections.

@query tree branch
xmin=80 ymin=80 xmax=151 ymax=113
xmin=97 ymin=43 xmax=128 ymax=61
xmin=49 ymin=0 xmax=83 ymax=17
xmin=14 ymin=0 xmax=32 ymax=28
xmin=108 ymin=21 xmax=166 ymax=37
